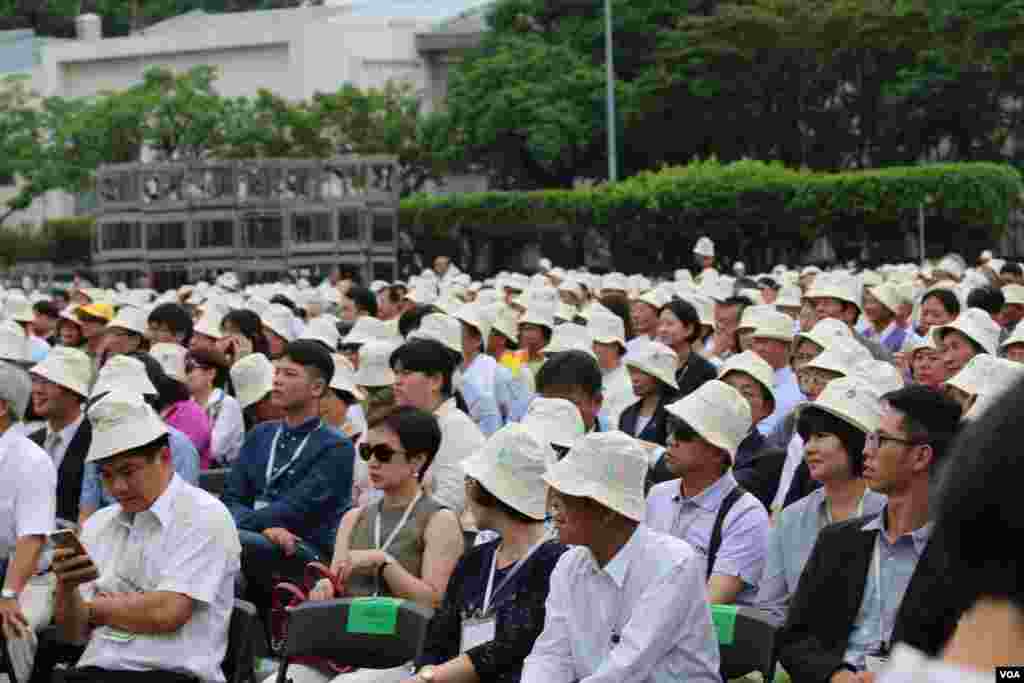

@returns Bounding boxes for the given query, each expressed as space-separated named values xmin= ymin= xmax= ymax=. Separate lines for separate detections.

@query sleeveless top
xmin=346 ymin=494 xmax=447 ymax=597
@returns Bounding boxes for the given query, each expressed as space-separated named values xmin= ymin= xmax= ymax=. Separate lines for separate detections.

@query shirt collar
xmin=678 ymin=471 xmax=738 ymax=512
xmin=435 ymin=397 xmax=458 ymax=417
xmin=594 ymin=525 xmax=644 ymax=588
xmin=281 ymin=415 xmax=322 ymax=437
xmin=774 ymin=366 xmax=795 ymax=384
xmin=118 ymin=472 xmax=183 ymax=528
xmin=48 ymin=413 xmax=85 ymax=444
xmin=861 ymin=508 xmax=934 ymax=555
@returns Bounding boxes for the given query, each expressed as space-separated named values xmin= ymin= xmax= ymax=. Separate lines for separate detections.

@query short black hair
xmin=661 ymin=299 xmax=703 ymax=343
xmin=368 ymin=406 xmax=442 ymax=480
xmin=148 ymin=303 xmax=194 ymax=344
xmin=33 ymin=301 xmax=60 ymax=318
xmin=222 ymin=309 xmax=270 ymax=357
xmin=129 ymin=351 xmax=190 ymax=412
xmin=965 ymin=285 xmax=1005 ymax=318
xmin=796 ymin=405 xmax=868 ymax=476
xmin=933 ymin=375 xmax=1024 ymax=609
xmin=922 ymin=289 xmax=961 ymax=318
xmin=881 ymin=385 xmax=962 ymax=473
xmin=758 ymin=277 xmax=780 ymax=290
xmin=722 ymin=295 xmax=753 ymax=312
xmin=468 ymin=477 xmax=537 ymax=523
xmin=1000 ymin=262 xmax=1022 ymax=277
xmin=346 ymin=286 xmax=378 ymax=318
xmin=282 ymin=339 xmax=335 ymax=387
xmin=536 ymin=350 xmax=602 ymax=399
xmin=390 ymin=338 xmax=458 ymax=396
xmin=398 ymin=304 xmax=441 ymax=339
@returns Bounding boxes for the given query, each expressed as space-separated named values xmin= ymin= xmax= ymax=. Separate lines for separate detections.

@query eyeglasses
xmin=865 ymin=431 xmax=922 ymax=450
xmin=798 ymin=369 xmax=836 ymax=390
xmin=358 ymin=443 xmax=405 ymax=463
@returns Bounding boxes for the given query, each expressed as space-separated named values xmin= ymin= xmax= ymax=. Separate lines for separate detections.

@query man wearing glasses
xmin=777 ymin=385 xmax=964 ymax=683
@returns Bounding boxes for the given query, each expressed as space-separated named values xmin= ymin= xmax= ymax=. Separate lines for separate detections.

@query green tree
xmin=0 ymin=74 xmax=44 ymax=226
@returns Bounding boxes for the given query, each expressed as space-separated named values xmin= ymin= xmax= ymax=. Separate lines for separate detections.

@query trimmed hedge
xmin=400 ymin=160 xmax=1023 ymax=243
xmin=0 ymin=217 xmax=94 ymax=267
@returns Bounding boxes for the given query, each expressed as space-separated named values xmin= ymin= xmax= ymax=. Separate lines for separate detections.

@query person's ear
xmin=911 ymin=443 xmax=934 ymax=474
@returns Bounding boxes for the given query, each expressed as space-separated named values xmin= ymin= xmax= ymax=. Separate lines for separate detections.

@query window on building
xmin=244 ymin=213 xmax=283 ymax=248
xmin=373 ymin=261 xmax=395 ymax=282
xmin=338 ymin=209 xmax=360 ymax=241
xmin=194 ymin=219 xmax=235 ymax=248
xmin=372 ymin=212 xmax=395 ymax=244
xmin=292 ymin=212 xmax=332 ymax=243
xmin=100 ymin=222 xmax=142 ymax=250
xmin=147 ymin=222 xmax=186 ymax=250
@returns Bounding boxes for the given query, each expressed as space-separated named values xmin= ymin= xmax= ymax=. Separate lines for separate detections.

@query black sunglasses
xmin=358 ymin=443 xmax=402 ymax=463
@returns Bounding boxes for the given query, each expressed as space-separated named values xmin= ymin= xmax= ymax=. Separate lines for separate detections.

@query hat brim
xmin=542 ymin=458 xmax=644 ymax=522
xmin=30 ymin=364 xmax=89 ymax=398
xmin=462 ymin=456 xmax=546 ymax=521
xmin=86 ymin=420 xmax=168 ymax=463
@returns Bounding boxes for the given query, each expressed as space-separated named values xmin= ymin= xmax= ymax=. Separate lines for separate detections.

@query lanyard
xmin=265 ymin=422 xmax=320 ymax=487
xmin=374 ymin=491 xmax=423 ymax=554
xmin=480 ymin=538 xmax=547 ymax=616
xmin=824 ymin=491 xmax=867 ymax=526
xmin=873 ymin=533 xmax=889 ymax=653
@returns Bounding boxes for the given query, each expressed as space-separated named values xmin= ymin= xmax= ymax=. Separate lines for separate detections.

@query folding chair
xmin=0 ymin=633 xmax=17 ymax=682
xmin=199 ymin=468 xmax=229 ymax=497
xmin=273 ymin=597 xmax=433 ymax=683
xmin=713 ymin=605 xmax=778 ymax=681
xmin=224 ymin=599 xmax=259 ymax=683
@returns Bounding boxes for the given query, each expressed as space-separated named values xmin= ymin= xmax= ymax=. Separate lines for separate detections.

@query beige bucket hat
xmin=453 ymin=304 xmax=493 ymax=344
xmin=409 ymin=313 xmax=463 ymax=355
xmin=520 ymin=397 xmax=586 ymax=460
xmin=329 ymin=355 xmax=367 ymax=401
xmin=935 ymin=307 xmax=1000 ymax=356
xmin=623 ymin=339 xmax=679 ymax=390
xmin=751 ymin=310 xmax=796 ymax=343
xmin=92 ymin=355 xmax=158 ymax=398
xmin=0 ymin=361 xmax=32 ymax=421
xmin=850 ymin=359 xmax=904 ymax=396
xmin=262 ymin=303 xmax=297 ymax=342
xmin=355 ymin=340 xmax=400 ymax=387
xmin=462 ymin=423 xmax=549 ymax=520
xmin=544 ymin=323 xmax=595 ymax=358
xmin=1001 ymin=322 xmax=1024 ymax=350
xmin=1002 ymin=284 xmax=1024 ymax=307
xmin=803 ymin=376 xmax=882 ymax=435
xmin=718 ymin=350 xmax=776 ymax=406
xmin=804 ymin=337 xmax=873 ymax=376
xmin=107 ymin=305 xmax=149 ymax=336
xmin=586 ymin=310 xmax=627 ymax=349
xmin=796 ymin=318 xmax=854 ymax=351
xmin=193 ymin=310 xmax=225 ymax=340
xmin=664 ymin=380 xmax=751 ymax=459
xmin=543 ymin=431 xmax=647 ymax=522
xmin=86 ymin=390 xmax=169 ymax=463
xmin=805 ymin=274 xmax=863 ymax=311
xmin=945 ymin=354 xmax=1023 ymax=398
xmin=0 ymin=321 xmax=30 ymax=364
xmin=29 ymin=347 xmax=94 ymax=398
xmin=230 ymin=353 xmax=276 ymax=409
xmin=736 ymin=304 xmax=778 ymax=333
xmin=299 ymin=317 xmax=341 ymax=351
xmin=521 ymin=303 xmax=556 ymax=331
xmin=150 ymin=343 xmax=188 ymax=382
xmin=693 ymin=236 xmax=715 ymax=258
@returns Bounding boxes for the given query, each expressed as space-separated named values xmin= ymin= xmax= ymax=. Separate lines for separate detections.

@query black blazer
xmin=676 ymin=352 xmax=719 ymax=399
xmin=777 ymin=513 xmax=963 ymax=683
xmin=618 ymin=393 xmax=677 ymax=446
xmin=30 ymin=419 xmax=92 ymax=523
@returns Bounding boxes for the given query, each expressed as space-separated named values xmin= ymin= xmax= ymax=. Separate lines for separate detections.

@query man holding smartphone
xmin=51 ymin=390 xmax=240 ymax=683
xmin=0 ymin=360 xmax=57 ymax=683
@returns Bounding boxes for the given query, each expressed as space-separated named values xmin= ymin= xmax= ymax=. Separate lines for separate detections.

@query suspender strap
xmin=706 ymin=486 xmax=746 ymax=581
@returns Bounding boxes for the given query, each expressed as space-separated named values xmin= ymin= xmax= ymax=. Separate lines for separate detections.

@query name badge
xmin=460 ymin=616 xmax=496 ymax=653
xmin=98 ymin=627 xmax=136 ymax=643
xmin=255 ymin=499 xmax=270 ymax=511
xmin=864 ymin=654 xmax=890 ymax=674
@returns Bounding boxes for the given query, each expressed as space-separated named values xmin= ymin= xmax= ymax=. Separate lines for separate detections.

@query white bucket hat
xmin=520 ymin=397 xmax=586 ymax=460
xmin=544 ymin=323 xmax=595 ymax=358
xmin=775 ymin=285 xmax=803 ymax=309
xmin=866 ymin=283 xmax=901 ymax=315
xmin=805 ymin=274 xmax=863 ymax=311
xmin=804 ymin=337 xmax=873 ymax=376
xmin=0 ymin=321 xmax=30 ymax=364
xmin=543 ymin=431 xmax=647 ymax=522
xmin=149 ymin=343 xmax=188 ymax=382
xmin=623 ymin=340 xmax=679 ymax=390
xmin=750 ymin=310 xmax=796 ymax=343
xmin=0 ymin=361 xmax=31 ymax=421
xmin=718 ymin=350 xmax=776 ymax=407
xmin=230 ymin=353 xmax=275 ymax=409
xmin=850 ymin=359 xmax=904 ymax=396
xmin=409 ymin=313 xmax=463 ymax=355
xmin=29 ymin=347 xmax=94 ymax=398
xmin=935 ymin=307 xmax=1000 ymax=356
xmin=1002 ymin=284 xmax=1024 ymax=307
xmin=736 ymin=304 xmax=778 ymax=333
xmin=665 ymin=380 xmax=751 ymax=459
xmin=489 ymin=305 xmax=520 ymax=343
xmin=693 ymin=236 xmax=715 ymax=258
xmin=945 ymin=354 xmax=1023 ymax=399
xmin=92 ymin=355 xmax=159 ymax=398
xmin=262 ymin=304 xmax=297 ymax=342
xmin=355 ymin=340 xmax=400 ymax=387
xmin=4 ymin=297 xmax=33 ymax=324
xmin=805 ymin=376 xmax=882 ymax=435
xmin=520 ymin=304 xmax=556 ymax=331
xmin=1001 ymin=322 xmax=1024 ymax=350
xmin=329 ymin=355 xmax=367 ymax=401
xmin=796 ymin=318 xmax=854 ymax=351
xmin=342 ymin=317 xmax=400 ymax=346
xmin=601 ymin=273 xmax=629 ymax=294
xmin=935 ymin=255 xmax=965 ymax=281
xmin=86 ymin=390 xmax=169 ymax=463
xmin=107 ymin=305 xmax=150 ymax=336
xmin=453 ymin=304 xmax=493 ymax=344
xmin=299 ymin=317 xmax=341 ymax=351
xmin=698 ymin=278 xmax=733 ymax=304
xmin=586 ymin=310 xmax=627 ymax=349
xmin=462 ymin=423 xmax=549 ymax=520
xmin=193 ymin=311 xmax=224 ymax=340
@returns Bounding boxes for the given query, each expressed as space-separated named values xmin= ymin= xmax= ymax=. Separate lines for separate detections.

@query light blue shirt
xmin=843 ymin=513 xmax=933 ymax=670
xmin=494 ymin=364 xmax=533 ymax=422
xmin=460 ymin=373 xmax=503 ymax=437
xmin=645 ymin=471 xmax=771 ymax=606
xmin=80 ymin=425 xmax=200 ymax=511
xmin=756 ymin=487 xmax=887 ymax=624
xmin=758 ymin=366 xmax=806 ymax=436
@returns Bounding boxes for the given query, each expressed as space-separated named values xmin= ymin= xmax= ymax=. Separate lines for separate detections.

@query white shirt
xmin=77 ymin=474 xmax=241 ymax=683
xmin=42 ymin=414 xmax=85 ymax=471
xmin=204 ymin=389 xmax=244 ymax=465
xmin=0 ymin=427 xmax=56 ymax=562
xmin=625 ymin=335 xmax=653 ymax=355
xmin=603 ymin=364 xmax=636 ymax=430
xmin=522 ymin=525 xmax=721 ymax=683
xmin=877 ymin=645 xmax=989 ymax=683
xmin=430 ymin=398 xmax=485 ymax=513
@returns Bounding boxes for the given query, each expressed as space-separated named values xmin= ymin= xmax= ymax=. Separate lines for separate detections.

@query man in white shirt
xmin=586 ymin=311 xmax=636 ymax=428
xmin=0 ymin=360 xmax=57 ymax=683
xmin=523 ymin=431 xmax=720 ymax=683
xmin=52 ymin=390 xmax=241 ymax=683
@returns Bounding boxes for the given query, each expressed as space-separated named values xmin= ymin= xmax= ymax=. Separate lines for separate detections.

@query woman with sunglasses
xmin=756 ymin=376 xmax=887 ymax=624
xmin=186 ymin=348 xmax=245 ymax=466
xmin=285 ymin=407 xmax=465 ymax=683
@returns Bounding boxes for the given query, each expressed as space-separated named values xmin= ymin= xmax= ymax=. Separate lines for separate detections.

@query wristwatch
xmin=1 ymin=588 xmax=17 ymax=600
xmin=417 ymin=665 xmax=437 ymax=681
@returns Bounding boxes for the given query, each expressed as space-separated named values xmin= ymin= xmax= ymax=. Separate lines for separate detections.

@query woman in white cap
xmin=756 ymin=377 xmax=887 ymax=625
xmin=291 ymin=408 xmax=464 ymax=683
xmin=407 ymin=424 xmax=568 ymax=683
xmin=905 ymin=335 xmax=944 ymax=389
xmin=617 ymin=340 xmax=679 ymax=446
xmin=185 ymin=348 xmax=245 ymax=466
xmin=933 ymin=307 xmax=999 ymax=383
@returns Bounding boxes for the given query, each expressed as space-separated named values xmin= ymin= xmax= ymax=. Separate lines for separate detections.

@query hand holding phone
xmin=50 ymin=530 xmax=98 ymax=589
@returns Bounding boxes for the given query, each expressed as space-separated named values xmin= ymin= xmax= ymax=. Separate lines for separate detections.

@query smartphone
xmin=50 ymin=529 xmax=87 ymax=557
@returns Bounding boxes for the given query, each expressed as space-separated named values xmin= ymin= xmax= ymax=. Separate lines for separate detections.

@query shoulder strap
xmin=706 ymin=485 xmax=746 ymax=581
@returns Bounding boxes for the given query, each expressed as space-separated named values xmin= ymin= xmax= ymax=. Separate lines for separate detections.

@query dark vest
xmin=30 ymin=418 xmax=92 ymax=523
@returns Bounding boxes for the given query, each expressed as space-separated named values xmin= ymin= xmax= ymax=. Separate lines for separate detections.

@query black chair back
xmin=224 ymin=599 xmax=259 ymax=683
xmin=199 ymin=468 xmax=229 ymax=497
xmin=715 ymin=605 xmax=778 ymax=680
